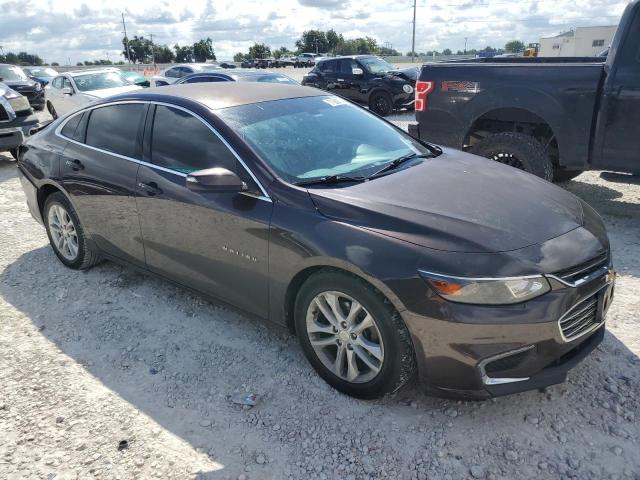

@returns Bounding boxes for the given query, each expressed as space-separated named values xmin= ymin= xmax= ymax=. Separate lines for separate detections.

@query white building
xmin=539 ymin=25 xmax=617 ymax=57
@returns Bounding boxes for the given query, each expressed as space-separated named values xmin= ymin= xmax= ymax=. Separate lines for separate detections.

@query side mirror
xmin=61 ymin=87 xmax=73 ymax=95
xmin=186 ymin=167 xmax=247 ymax=193
xmin=352 ymin=68 xmax=364 ymax=76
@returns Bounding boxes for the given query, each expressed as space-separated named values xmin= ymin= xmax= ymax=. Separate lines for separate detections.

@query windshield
xmin=0 ymin=65 xmax=28 ymax=81
xmin=217 ymin=96 xmax=429 ymax=184
xmin=236 ymin=74 xmax=297 ymax=85
xmin=194 ymin=64 xmax=222 ymax=72
xmin=73 ymin=71 xmax=131 ymax=92
xmin=26 ymin=67 xmax=58 ymax=77
xmin=359 ymin=57 xmax=395 ymax=74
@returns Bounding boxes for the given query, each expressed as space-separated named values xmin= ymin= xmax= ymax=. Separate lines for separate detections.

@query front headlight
xmin=34 ymin=82 xmax=42 ymax=91
xmin=402 ymin=84 xmax=414 ymax=94
xmin=419 ymin=271 xmax=551 ymax=305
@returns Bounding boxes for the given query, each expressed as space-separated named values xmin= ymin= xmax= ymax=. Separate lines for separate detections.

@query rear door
xmin=595 ymin=8 xmax=640 ymax=172
xmin=59 ymin=103 xmax=147 ymax=266
xmin=135 ymin=104 xmax=273 ymax=315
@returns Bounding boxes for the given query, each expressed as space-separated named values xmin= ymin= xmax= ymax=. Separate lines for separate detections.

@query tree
xmin=51 ymin=62 xmax=60 ymax=66
xmin=76 ymin=62 xmax=84 ymax=66
xmin=273 ymin=46 xmax=293 ymax=59
xmin=233 ymin=52 xmax=247 ymax=62
xmin=0 ymin=51 xmax=43 ymax=65
xmin=174 ymin=44 xmax=194 ymax=63
xmin=442 ymin=48 xmax=452 ymax=55
xmin=248 ymin=42 xmax=270 ymax=59
xmin=153 ymin=44 xmax=175 ymax=63
xmin=296 ymin=30 xmax=328 ymax=53
xmin=123 ymin=35 xmax=152 ymax=63
xmin=326 ymin=29 xmax=342 ymax=53
xmin=504 ymin=40 xmax=525 ymax=53
xmin=193 ymin=38 xmax=215 ymax=62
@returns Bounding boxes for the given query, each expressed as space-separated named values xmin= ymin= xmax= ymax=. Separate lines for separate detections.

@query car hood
xmin=307 ymin=149 xmax=584 ymax=253
xmin=385 ymin=67 xmax=419 ymax=82
xmin=4 ymin=80 xmax=38 ymax=90
xmin=85 ymin=85 xmax=142 ymax=98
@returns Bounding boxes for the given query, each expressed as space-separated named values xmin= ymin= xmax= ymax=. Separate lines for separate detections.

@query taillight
xmin=415 ymin=81 xmax=434 ymax=112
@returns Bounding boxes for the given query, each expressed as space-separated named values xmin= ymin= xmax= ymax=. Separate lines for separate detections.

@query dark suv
xmin=0 ymin=64 xmax=45 ymax=110
xmin=301 ymin=55 xmax=417 ymax=116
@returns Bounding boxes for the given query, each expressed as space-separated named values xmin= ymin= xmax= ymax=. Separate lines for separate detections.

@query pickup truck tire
xmin=470 ymin=132 xmax=553 ymax=181
xmin=370 ymin=91 xmax=393 ymax=117
xmin=552 ymin=169 xmax=583 ymax=182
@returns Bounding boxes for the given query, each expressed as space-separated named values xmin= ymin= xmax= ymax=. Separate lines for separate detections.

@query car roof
xmin=65 ymin=68 xmax=119 ymax=77
xmin=319 ymin=55 xmax=376 ymax=62
xmin=117 ymin=82 xmax=326 ymax=110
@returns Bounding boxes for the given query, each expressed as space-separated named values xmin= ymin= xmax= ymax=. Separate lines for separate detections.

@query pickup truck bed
xmin=409 ymin=0 xmax=640 ymax=181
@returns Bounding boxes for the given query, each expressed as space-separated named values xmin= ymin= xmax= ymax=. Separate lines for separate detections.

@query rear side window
xmin=86 ymin=104 xmax=144 ymax=158
xmin=338 ymin=59 xmax=357 ymax=74
xmin=61 ymin=113 xmax=83 ymax=139
xmin=319 ymin=60 xmax=336 ymax=73
xmin=150 ymin=105 xmax=237 ymax=174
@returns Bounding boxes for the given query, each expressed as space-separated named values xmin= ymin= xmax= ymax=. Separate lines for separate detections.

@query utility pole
xmin=122 ymin=13 xmax=132 ymax=66
xmin=150 ymin=33 xmax=155 ymax=67
xmin=464 ymin=37 xmax=468 ymax=54
xmin=411 ymin=0 xmax=417 ymax=63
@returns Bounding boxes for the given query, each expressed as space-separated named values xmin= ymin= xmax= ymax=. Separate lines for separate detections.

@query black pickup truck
xmin=409 ymin=0 xmax=640 ymax=182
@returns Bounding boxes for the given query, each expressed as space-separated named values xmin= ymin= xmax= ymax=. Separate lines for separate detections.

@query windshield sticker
xmin=323 ymin=97 xmax=348 ymax=107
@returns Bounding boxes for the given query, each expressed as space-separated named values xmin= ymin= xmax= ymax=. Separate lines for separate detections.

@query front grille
xmin=559 ymin=292 xmax=599 ymax=341
xmin=554 ymin=251 xmax=608 ymax=285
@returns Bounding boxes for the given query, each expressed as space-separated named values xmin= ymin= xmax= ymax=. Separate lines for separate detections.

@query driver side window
xmin=150 ymin=105 xmax=239 ymax=175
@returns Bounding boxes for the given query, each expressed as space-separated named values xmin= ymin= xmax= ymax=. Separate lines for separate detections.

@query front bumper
xmin=0 ymin=114 xmax=41 ymax=152
xmin=401 ymin=267 xmax=615 ymax=399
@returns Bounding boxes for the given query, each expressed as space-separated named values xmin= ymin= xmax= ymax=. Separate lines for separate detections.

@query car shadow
xmin=1 ymin=245 xmax=639 ymax=478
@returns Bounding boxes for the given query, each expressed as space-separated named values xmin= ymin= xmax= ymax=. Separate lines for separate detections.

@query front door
xmin=59 ymin=103 xmax=147 ymax=266
xmin=337 ymin=58 xmax=366 ymax=103
xmin=595 ymin=9 xmax=640 ymax=173
xmin=136 ymin=104 xmax=273 ymax=316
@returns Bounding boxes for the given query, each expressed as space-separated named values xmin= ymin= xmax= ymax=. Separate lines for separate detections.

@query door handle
xmin=65 ymin=159 xmax=84 ymax=170
xmin=137 ymin=181 xmax=162 ymax=196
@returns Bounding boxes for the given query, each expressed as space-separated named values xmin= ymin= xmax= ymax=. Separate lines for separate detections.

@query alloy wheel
xmin=47 ymin=204 xmax=79 ymax=261
xmin=306 ymin=291 xmax=384 ymax=383
xmin=489 ymin=151 xmax=526 ymax=170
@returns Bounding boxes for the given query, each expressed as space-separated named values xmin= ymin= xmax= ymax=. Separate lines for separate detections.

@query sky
xmin=0 ymin=0 xmax=630 ymax=64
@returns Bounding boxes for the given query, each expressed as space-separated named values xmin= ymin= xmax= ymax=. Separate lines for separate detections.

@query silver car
xmin=45 ymin=69 xmax=142 ymax=118
xmin=151 ymin=63 xmax=223 ymax=87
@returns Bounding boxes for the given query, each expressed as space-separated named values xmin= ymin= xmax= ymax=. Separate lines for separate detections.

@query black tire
xmin=294 ymin=271 xmax=416 ymax=399
xmin=369 ymin=91 xmax=393 ymax=117
xmin=552 ymin=168 xmax=583 ymax=183
xmin=43 ymin=192 xmax=102 ymax=270
xmin=47 ymin=102 xmax=58 ymax=120
xmin=470 ymin=132 xmax=554 ymax=181
xmin=34 ymin=104 xmax=45 ymax=111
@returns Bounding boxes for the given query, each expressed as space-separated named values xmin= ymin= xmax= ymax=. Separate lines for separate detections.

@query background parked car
xmin=240 ymin=58 xmax=256 ymax=68
xmin=151 ymin=63 xmax=223 ymax=86
xmin=173 ymin=70 xmax=298 ymax=85
xmin=0 ymin=82 xmax=41 ymax=159
xmin=121 ymin=70 xmax=150 ymax=88
xmin=45 ymin=69 xmax=142 ymax=118
xmin=296 ymin=53 xmax=320 ymax=67
xmin=218 ymin=62 xmax=237 ymax=69
xmin=0 ymin=64 xmax=45 ymax=110
xmin=301 ymin=55 xmax=417 ymax=116
xmin=23 ymin=66 xmax=59 ymax=87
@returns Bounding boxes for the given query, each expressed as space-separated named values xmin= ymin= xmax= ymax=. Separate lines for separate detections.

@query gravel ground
xmin=0 ymin=107 xmax=639 ymax=480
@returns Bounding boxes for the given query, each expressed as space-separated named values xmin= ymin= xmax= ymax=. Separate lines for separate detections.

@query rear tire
xmin=43 ymin=192 xmax=102 ymax=270
xmin=47 ymin=102 xmax=58 ymax=120
xmin=294 ymin=271 xmax=416 ymax=399
xmin=369 ymin=91 xmax=393 ymax=117
xmin=552 ymin=169 xmax=583 ymax=182
xmin=470 ymin=132 xmax=554 ymax=181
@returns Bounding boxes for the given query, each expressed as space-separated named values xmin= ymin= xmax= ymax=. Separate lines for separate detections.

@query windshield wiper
xmin=294 ymin=175 xmax=366 ymax=187
xmin=367 ymin=152 xmax=433 ymax=179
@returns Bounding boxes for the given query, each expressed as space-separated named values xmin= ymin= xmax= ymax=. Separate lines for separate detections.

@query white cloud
xmin=0 ymin=0 xmax=629 ymax=64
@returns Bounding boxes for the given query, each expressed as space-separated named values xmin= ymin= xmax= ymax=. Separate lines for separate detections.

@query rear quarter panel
xmin=416 ymin=63 xmax=604 ymax=168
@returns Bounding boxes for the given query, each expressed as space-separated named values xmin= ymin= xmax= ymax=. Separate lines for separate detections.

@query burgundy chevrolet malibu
xmin=17 ymin=83 xmax=615 ymax=399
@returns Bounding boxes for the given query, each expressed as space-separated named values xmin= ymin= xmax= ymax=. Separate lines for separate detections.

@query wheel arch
xmin=283 ymin=261 xmax=408 ymax=334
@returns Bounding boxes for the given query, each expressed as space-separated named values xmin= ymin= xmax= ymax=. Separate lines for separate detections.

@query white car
xmin=151 ymin=63 xmax=223 ymax=87
xmin=45 ymin=69 xmax=142 ymax=118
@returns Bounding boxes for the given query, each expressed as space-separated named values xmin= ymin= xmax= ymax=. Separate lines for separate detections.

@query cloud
xmin=0 ymin=0 xmax=629 ymax=64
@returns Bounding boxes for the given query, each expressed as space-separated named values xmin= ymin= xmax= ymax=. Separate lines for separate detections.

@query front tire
xmin=553 ymin=168 xmax=583 ymax=182
xmin=369 ymin=91 xmax=393 ymax=117
xmin=44 ymin=192 xmax=101 ymax=270
xmin=470 ymin=132 xmax=554 ymax=181
xmin=295 ymin=271 xmax=416 ymax=399
xmin=47 ymin=102 xmax=58 ymax=120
